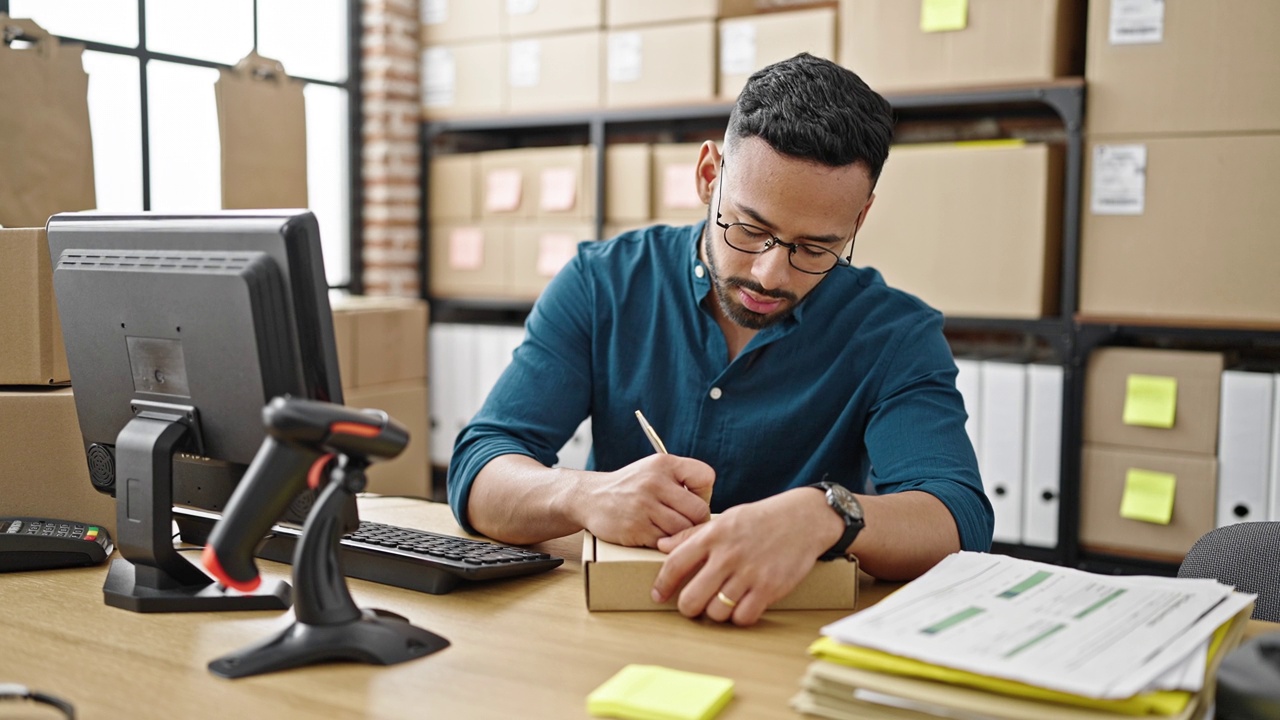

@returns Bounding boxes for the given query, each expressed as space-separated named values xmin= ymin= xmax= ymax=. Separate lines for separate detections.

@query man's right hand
xmin=578 ymin=454 xmax=715 ymax=548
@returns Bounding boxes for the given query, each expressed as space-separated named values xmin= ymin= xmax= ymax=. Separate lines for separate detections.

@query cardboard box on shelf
xmin=344 ymin=380 xmax=431 ymax=498
xmin=1080 ymin=135 xmax=1280 ymax=326
xmin=421 ymin=40 xmax=504 ymax=119
xmin=0 ymin=387 xmax=113 ymax=536
xmin=429 ymin=222 xmax=511 ymax=298
xmin=1086 ymin=0 xmax=1280 ymax=136
xmin=509 ymin=223 xmax=596 ymax=300
xmin=330 ymin=296 xmax=429 ymax=391
xmin=856 ymin=141 xmax=1063 ymax=319
xmin=428 ymin=154 xmax=478 ymax=222
xmin=1083 ymin=347 xmax=1224 ymax=456
xmin=504 ymin=0 xmax=602 ymax=37
xmin=0 ymin=228 xmax=69 ymax=385
xmin=718 ymin=7 xmax=837 ymax=99
xmin=1079 ymin=443 xmax=1216 ymax=562
xmin=505 ymin=31 xmax=602 ymax=113
xmin=650 ymin=143 xmax=709 ymax=221
xmin=604 ymin=0 xmax=757 ymax=27
xmin=477 ymin=148 xmax=536 ymax=220
xmin=604 ymin=21 xmax=717 ymax=108
xmin=420 ymin=0 xmax=503 ymax=44
xmin=605 ymin=143 xmax=651 ymax=223
xmin=527 ymin=146 xmax=597 ymax=221
xmin=838 ymin=0 xmax=1083 ymax=92
xmin=583 ymin=530 xmax=858 ymax=611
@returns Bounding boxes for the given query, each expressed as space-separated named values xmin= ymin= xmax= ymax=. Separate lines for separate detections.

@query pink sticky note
xmin=485 ymin=168 xmax=523 ymax=212
xmin=536 ymin=233 xmax=578 ymax=277
xmin=448 ymin=227 xmax=485 ymax=270
xmin=662 ymin=164 xmax=702 ymax=209
xmin=540 ymin=167 xmax=578 ymax=212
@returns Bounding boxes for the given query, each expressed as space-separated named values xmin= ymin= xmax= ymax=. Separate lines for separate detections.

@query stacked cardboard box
xmin=331 ymin=295 xmax=432 ymax=498
xmin=0 ymin=227 xmax=113 ymax=534
xmin=1080 ymin=348 xmax=1223 ymax=562
xmin=1080 ymin=0 xmax=1280 ymax=325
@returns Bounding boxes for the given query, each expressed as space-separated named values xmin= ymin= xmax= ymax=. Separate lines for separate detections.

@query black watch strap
xmin=811 ymin=481 xmax=864 ymax=561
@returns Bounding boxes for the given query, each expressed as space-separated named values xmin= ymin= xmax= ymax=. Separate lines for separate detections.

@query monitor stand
xmin=103 ymin=406 xmax=290 ymax=613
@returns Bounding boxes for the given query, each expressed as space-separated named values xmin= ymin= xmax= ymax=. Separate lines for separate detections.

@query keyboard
xmin=173 ymin=509 xmax=564 ymax=595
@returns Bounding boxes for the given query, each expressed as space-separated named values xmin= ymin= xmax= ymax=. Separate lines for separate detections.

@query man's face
xmin=699 ymin=137 xmax=875 ymax=330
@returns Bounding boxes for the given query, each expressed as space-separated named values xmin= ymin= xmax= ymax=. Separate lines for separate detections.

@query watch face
xmin=828 ymin=484 xmax=864 ymax=522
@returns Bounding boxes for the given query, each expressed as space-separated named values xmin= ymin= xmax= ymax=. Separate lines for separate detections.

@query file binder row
xmin=1215 ymin=370 xmax=1280 ymax=527
xmin=428 ymin=323 xmax=592 ymax=471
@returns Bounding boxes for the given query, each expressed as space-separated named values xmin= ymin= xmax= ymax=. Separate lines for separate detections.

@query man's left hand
xmin=650 ymin=487 xmax=842 ymax=626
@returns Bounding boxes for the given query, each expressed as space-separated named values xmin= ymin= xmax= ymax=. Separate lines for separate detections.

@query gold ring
xmin=716 ymin=591 xmax=738 ymax=609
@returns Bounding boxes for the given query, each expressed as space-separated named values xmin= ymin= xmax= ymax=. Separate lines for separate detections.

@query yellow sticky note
xmin=588 ymin=665 xmax=734 ymax=720
xmin=921 ymin=0 xmax=968 ymax=32
xmin=1120 ymin=468 xmax=1177 ymax=525
xmin=1123 ymin=374 xmax=1178 ymax=428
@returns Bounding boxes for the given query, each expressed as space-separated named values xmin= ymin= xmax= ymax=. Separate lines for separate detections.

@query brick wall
xmin=361 ymin=0 xmax=421 ymax=297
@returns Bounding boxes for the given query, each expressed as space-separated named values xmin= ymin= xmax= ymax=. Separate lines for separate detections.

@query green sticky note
xmin=1122 ymin=374 xmax=1178 ymax=428
xmin=1120 ymin=468 xmax=1177 ymax=525
xmin=921 ymin=0 xmax=968 ymax=32
xmin=587 ymin=665 xmax=734 ymax=720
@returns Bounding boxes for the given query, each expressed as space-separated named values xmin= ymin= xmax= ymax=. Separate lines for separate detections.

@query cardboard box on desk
xmin=1086 ymin=0 xmax=1280 ymax=136
xmin=718 ymin=7 xmax=837 ymax=100
xmin=1084 ymin=347 xmax=1224 ymax=456
xmin=1080 ymin=135 xmax=1280 ymax=326
xmin=583 ymin=531 xmax=858 ymax=611
xmin=0 ymin=387 xmax=114 ymax=535
xmin=421 ymin=40 xmax=504 ymax=119
xmin=330 ymin=295 xmax=429 ymax=391
xmin=344 ymin=381 xmax=431 ymax=498
xmin=505 ymin=31 xmax=602 ymax=114
xmin=0 ymin=228 xmax=70 ymax=385
xmin=605 ymin=21 xmax=716 ymax=108
xmin=838 ymin=0 xmax=1082 ymax=91
xmin=855 ymin=142 xmax=1063 ymax=319
xmin=420 ymin=0 xmax=502 ymax=44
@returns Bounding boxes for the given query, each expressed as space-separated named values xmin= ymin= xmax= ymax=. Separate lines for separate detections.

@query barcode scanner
xmin=200 ymin=396 xmax=447 ymax=679
xmin=202 ymin=396 xmax=407 ymax=592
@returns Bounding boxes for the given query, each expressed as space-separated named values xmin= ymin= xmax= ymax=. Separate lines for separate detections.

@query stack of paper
xmin=792 ymin=552 xmax=1256 ymax=720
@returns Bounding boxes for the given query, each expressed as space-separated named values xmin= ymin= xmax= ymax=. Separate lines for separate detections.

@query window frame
xmin=0 ymin=0 xmax=364 ymax=292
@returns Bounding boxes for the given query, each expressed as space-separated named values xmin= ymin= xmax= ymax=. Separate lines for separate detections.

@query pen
xmin=634 ymin=410 xmax=668 ymax=455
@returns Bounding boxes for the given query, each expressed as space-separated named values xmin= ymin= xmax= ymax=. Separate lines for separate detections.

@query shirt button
xmin=694 ymin=264 xmax=705 ymax=279
xmin=709 ymin=387 xmax=722 ymax=400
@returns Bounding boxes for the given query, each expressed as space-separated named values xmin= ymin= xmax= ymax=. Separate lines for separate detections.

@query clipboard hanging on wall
xmin=0 ymin=15 xmax=96 ymax=228
xmin=215 ymin=51 xmax=308 ymax=210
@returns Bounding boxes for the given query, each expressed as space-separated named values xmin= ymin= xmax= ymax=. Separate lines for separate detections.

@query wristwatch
xmin=811 ymin=481 xmax=865 ymax=561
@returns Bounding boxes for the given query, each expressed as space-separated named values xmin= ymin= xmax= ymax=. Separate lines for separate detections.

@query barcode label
xmin=1110 ymin=0 xmax=1164 ymax=45
xmin=1091 ymin=144 xmax=1147 ymax=216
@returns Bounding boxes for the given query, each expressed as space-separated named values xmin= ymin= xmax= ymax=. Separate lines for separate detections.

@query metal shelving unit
xmin=419 ymin=80 xmax=1090 ymax=566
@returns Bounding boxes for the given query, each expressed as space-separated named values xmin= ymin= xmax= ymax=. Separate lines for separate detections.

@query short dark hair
xmin=727 ymin=53 xmax=894 ymax=181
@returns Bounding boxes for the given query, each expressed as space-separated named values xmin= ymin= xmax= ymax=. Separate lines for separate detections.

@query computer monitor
xmin=46 ymin=210 xmax=345 ymax=612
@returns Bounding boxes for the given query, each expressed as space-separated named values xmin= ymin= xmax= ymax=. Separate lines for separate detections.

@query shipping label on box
xmin=583 ymin=530 xmax=858 ymax=611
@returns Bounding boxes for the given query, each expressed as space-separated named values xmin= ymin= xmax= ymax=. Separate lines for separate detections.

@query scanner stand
xmin=105 ymin=409 xmax=290 ymax=613
xmin=208 ymin=456 xmax=449 ymax=678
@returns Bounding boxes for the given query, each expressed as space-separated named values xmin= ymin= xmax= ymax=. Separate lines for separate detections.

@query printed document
xmin=822 ymin=552 xmax=1255 ymax=699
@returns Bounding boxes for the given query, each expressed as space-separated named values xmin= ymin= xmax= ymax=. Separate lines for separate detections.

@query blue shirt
xmin=448 ymin=221 xmax=994 ymax=552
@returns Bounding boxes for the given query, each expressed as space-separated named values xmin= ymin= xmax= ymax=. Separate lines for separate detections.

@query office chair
xmin=1177 ymin=522 xmax=1280 ymax=623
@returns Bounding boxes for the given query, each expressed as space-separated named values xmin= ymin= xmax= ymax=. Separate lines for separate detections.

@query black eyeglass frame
xmin=712 ymin=160 xmax=856 ymax=276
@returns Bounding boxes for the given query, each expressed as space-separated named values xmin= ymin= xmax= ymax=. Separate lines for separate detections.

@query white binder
xmin=1022 ymin=364 xmax=1063 ymax=549
xmin=1268 ymin=373 xmax=1280 ymax=522
xmin=953 ymin=358 xmax=983 ymax=463
xmin=428 ymin=323 xmax=457 ymax=466
xmin=979 ymin=361 xmax=1027 ymax=545
xmin=1216 ymin=370 xmax=1274 ymax=527
xmin=449 ymin=323 xmax=480 ymax=457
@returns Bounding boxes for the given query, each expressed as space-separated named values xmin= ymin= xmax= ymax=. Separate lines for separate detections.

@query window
xmin=6 ymin=0 xmax=358 ymax=289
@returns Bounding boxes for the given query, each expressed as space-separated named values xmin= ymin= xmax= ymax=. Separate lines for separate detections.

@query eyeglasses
xmin=714 ymin=160 xmax=854 ymax=276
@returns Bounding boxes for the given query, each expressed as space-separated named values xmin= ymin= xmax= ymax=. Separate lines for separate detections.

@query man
xmin=448 ymin=53 xmax=993 ymax=626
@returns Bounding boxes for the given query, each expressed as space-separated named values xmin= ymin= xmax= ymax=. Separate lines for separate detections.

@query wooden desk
xmin=0 ymin=498 xmax=894 ymax=719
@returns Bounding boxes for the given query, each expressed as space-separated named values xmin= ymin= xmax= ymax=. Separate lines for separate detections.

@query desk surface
xmin=1 ymin=498 xmax=1274 ymax=720
xmin=0 ymin=498 xmax=894 ymax=719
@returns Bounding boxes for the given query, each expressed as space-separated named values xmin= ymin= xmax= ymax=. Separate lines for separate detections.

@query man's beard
xmin=701 ymin=222 xmax=798 ymax=331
